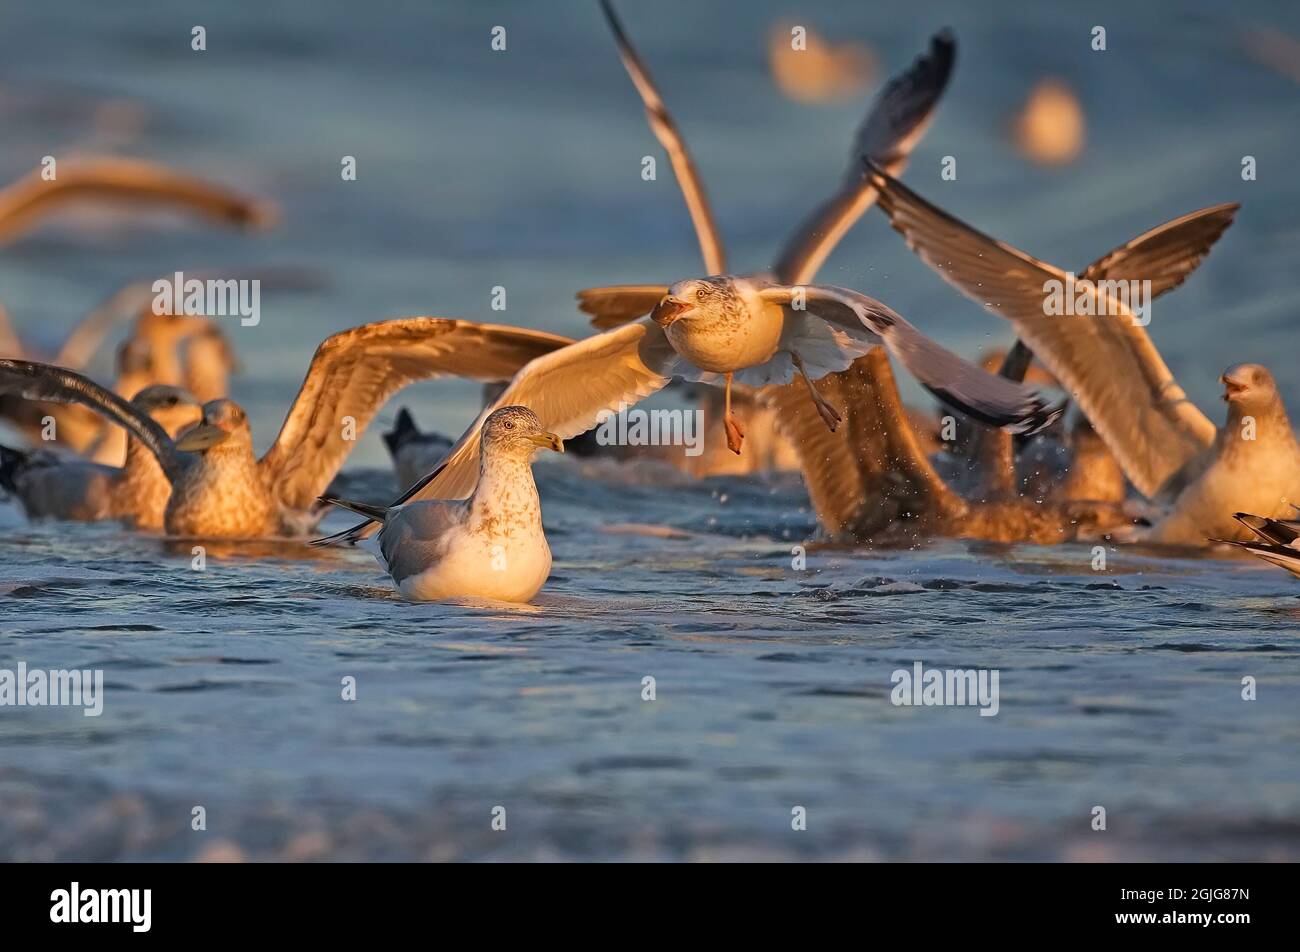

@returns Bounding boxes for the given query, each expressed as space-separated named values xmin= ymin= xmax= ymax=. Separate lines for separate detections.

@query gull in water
xmin=312 ymin=18 xmax=1057 ymax=549
xmin=0 ymin=384 xmax=201 ymax=530
xmin=0 ymin=318 xmax=570 ymax=539
xmin=1217 ymin=512 xmax=1300 ymax=577
xmin=318 ymin=406 xmax=563 ymax=602
xmin=383 ymin=407 xmax=454 ymax=491
xmin=759 ymin=349 xmax=1130 ymax=544
xmin=866 ymin=165 xmax=1296 ymax=546
xmin=572 ymin=5 xmax=1048 ymax=457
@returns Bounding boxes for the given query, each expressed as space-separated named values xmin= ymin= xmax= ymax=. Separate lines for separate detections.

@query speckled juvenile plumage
xmin=0 ymin=385 xmax=200 ymax=530
xmin=0 ymin=318 xmax=570 ymax=541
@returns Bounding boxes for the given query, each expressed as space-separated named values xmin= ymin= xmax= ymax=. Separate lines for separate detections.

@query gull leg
xmin=723 ymin=372 xmax=745 ymax=454
xmin=791 ymin=352 xmax=841 ymax=431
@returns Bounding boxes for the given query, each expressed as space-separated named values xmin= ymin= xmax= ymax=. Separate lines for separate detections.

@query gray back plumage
xmin=378 ymin=499 xmax=469 ymax=583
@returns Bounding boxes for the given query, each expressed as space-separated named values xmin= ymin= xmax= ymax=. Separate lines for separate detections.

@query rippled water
xmin=2 ymin=0 xmax=1300 ymax=860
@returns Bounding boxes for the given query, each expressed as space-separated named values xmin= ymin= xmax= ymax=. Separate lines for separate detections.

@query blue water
xmin=1 ymin=0 xmax=1299 ymax=860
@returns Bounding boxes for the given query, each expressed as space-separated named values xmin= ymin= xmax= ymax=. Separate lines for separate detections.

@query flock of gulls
xmin=2 ymin=1 xmax=1299 ymax=602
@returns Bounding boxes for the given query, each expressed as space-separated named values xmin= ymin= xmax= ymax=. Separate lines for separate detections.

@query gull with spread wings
xmin=572 ymin=2 xmax=1052 ymax=456
xmin=868 ymin=164 xmax=1300 ymax=546
xmin=312 ymin=8 xmax=1057 ymax=548
xmin=0 ymin=319 xmax=571 ymax=539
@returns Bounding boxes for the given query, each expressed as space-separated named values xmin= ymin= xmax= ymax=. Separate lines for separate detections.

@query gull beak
xmin=1221 ymin=373 xmax=1247 ymax=402
xmin=529 ymin=431 xmax=564 ymax=453
xmin=651 ymin=296 xmax=691 ymax=327
xmin=175 ymin=422 xmax=232 ymax=452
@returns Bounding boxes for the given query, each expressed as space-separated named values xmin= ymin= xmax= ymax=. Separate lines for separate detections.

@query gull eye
xmin=503 ymin=420 xmax=514 ymax=430
xmin=696 ymin=288 xmax=706 ymax=301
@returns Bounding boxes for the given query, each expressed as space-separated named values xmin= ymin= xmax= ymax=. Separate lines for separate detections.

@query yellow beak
xmin=529 ymin=431 xmax=564 ymax=453
xmin=175 ymin=423 xmax=232 ymax=452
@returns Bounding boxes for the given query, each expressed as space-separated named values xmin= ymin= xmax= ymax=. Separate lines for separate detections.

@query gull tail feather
xmin=309 ymin=495 xmax=391 ymax=547
xmin=1233 ymin=512 xmax=1300 ymax=546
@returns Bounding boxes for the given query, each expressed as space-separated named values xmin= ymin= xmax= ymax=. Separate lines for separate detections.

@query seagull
xmin=311 ymin=16 xmax=1056 ymax=549
xmin=318 ymin=406 xmax=563 ymax=602
xmin=383 ymin=407 xmax=454 ymax=491
xmin=0 ymin=318 xmax=571 ymax=539
xmin=866 ymin=165 xmax=1292 ymax=545
xmin=0 ymin=156 xmax=276 ymax=246
xmin=1216 ymin=512 xmax=1300 ymax=577
xmin=758 ymin=348 xmax=1130 ymax=544
xmin=0 ymin=384 xmax=201 ymax=530
xmin=576 ymin=3 xmax=1028 ymax=456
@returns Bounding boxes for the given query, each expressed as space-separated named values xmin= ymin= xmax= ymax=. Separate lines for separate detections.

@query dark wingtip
xmin=1013 ymin=395 xmax=1066 ymax=436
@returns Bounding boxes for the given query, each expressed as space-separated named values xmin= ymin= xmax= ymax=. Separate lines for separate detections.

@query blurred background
xmin=2 ymin=0 xmax=1298 ymax=460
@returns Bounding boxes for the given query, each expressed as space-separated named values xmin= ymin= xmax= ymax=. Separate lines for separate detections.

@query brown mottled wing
xmin=0 ymin=157 xmax=277 ymax=245
xmin=764 ymin=349 xmax=963 ymax=535
xmin=774 ymin=31 xmax=956 ymax=285
xmin=259 ymin=318 xmax=574 ymax=513
xmin=599 ymin=0 xmax=725 ymax=274
xmin=577 ymin=284 xmax=670 ymax=330
xmin=869 ymin=164 xmax=1218 ymax=497
xmin=315 ymin=318 xmax=681 ymax=545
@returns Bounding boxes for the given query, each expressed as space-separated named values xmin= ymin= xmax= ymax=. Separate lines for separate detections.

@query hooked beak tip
xmin=651 ymin=297 xmax=689 ymax=327
xmin=529 ymin=432 xmax=563 ymax=453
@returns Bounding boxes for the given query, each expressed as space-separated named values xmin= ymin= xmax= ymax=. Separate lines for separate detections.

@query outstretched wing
xmin=577 ymin=284 xmax=671 ymax=330
xmin=868 ymin=163 xmax=1220 ymax=496
xmin=0 ymin=359 xmax=181 ymax=477
xmin=0 ymin=157 xmax=277 ymax=245
xmin=760 ymin=284 xmax=1060 ymax=434
xmin=259 ymin=318 xmax=574 ymax=514
xmin=599 ymin=0 xmax=726 ymax=275
xmin=1079 ymin=202 xmax=1240 ymax=296
xmin=314 ymin=318 xmax=682 ymax=545
xmin=773 ymin=31 xmax=956 ymax=285
xmin=763 ymin=348 xmax=963 ymax=536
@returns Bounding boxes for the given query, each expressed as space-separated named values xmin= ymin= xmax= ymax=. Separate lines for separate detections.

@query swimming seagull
xmin=0 ymin=384 xmax=201 ymax=530
xmin=1216 ymin=512 xmax=1300 ymax=578
xmin=0 ymin=156 xmax=277 ymax=245
xmin=0 ymin=319 xmax=571 ymax=539
xmin=574 ymin=4 xmax=1018 ymax=455
xmin=318 ymin=406 xmax=563 ymax=602
xmin=383 ymin=407 xmax=455 ymax=491
xmin=866 ymin=166 xmax=1297 ymax=546
xmin=760 ymin=349 xmax=1130 ymax=544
